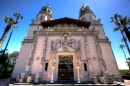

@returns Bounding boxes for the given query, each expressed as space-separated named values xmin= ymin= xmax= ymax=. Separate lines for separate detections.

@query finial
xmin=83 ymin=4 xmax=86 ymax=7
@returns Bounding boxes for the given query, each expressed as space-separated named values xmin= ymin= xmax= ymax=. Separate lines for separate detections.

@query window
xmin=43 ymin=9 xmax=46 ymax=11
xmin=81 ymin=10 xmax=84 ymax=13
xmin=88 ymin=15 xmax=92 ymax=21
xmin=45 ymin=63 xmax=48 ymax=71
xmin=48 ymin=9 xmax=51 ymax=13
xmin=84 ymin=63 xmax=87 ymax=71
xmin=40 ymin=15 xmax=43 ymax=21
xmin=81 ymin=17 xmax=85 ymax=21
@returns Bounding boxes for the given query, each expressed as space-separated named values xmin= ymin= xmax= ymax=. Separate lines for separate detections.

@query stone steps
xmin=8 ymin=83 xmax=124 ymax=86
xmin=8 ymin=80 xmax=124 ymax=86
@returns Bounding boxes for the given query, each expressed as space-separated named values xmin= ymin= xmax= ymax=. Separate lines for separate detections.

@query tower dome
xmin=79 ymin=4 xmax=96 ymax=21
xmin=36 ymin=5 xmax=53 ymax=21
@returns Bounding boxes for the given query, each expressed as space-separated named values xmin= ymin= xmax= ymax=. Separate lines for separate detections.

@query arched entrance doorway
xmin=58 ymin=55 xmax=74 ymax=80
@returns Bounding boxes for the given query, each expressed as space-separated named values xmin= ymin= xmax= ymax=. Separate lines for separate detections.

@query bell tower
xmin=79 ymin=4 xmax=96 ymax=21
xmin=36 ymin=5 xmax=53 ymax=21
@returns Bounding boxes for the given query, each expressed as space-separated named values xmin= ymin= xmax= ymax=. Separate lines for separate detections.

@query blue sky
xmin=0 ymin=0 xmax=130 ymax=69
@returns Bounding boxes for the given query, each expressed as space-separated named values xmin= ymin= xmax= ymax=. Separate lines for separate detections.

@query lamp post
xmin=50 ymin=62 xmax=55 ymax=83
xmin=50 ymin=66 xmax=55 ymax=83
xmin=76 ymin=62 xmax=81 ymax=83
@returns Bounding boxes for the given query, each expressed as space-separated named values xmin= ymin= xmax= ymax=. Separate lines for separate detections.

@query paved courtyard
xmin=0 ymin=79 xmax=8 ymax=86
xmin=0 ymin=79 xmax=130 ymax=86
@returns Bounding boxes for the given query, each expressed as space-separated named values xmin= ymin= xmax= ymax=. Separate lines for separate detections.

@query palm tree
xmin=120 ymin=45 xmax=127 ymax=60
xmin=3 ymin=13 xmax=23 ymax=52
xmin=119 ymin=45 xmax=130 ymax=70
xmin=0 ymin=12 xmax=23 ymax=77
xmin=111 ymin=13 xmax=130 ymax=55
xmin=0 ymin=12 xmax=23 ymax=49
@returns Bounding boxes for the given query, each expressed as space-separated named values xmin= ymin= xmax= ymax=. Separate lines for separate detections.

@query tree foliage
xmin=111 ymin=13 xmax=130 ymax=42
xmin=126 ymin=57 xmax=130 ymax=70
xmin=0 ymin=51 xmax=18 ymax=78
xmin=120 ymin=69 xmax=130 ymax=76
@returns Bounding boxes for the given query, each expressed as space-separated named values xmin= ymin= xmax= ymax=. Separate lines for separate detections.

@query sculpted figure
xmin=92 ymin=74 xmax=99 ymax=84
xmin=75 ymin=41 xmax=80 ymax=50
xmin=53 ymin=42 xmax=57 ymax=50
xmin=99 ymin=77 xmax=108 ymax=84
xmin=107 ymin=74 xmax=114 ymax=84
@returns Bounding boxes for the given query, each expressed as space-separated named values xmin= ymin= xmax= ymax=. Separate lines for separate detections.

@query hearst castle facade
xmin=11 ymin=5 xmax=123 ymax=83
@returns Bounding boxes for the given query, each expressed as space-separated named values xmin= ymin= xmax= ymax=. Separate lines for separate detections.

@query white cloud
xmin=116 ymin=59 xmax=129 ymax=69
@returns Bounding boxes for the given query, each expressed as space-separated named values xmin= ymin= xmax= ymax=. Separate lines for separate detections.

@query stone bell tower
xmin=79 ymin=4 xmax=96 ymax=21
xmin=36 ymin=5 xmax=53 ymax=21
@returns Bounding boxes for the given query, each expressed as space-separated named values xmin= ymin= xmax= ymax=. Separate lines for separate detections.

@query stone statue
xmin=99 ymin=77 xmax=108 ymax=84
xmin=74 ymin=41 xmax=80 ymax=51
xmin=19 ymin=73 xmax=25 ymax=82
xmin=16 ymin=74 xmax=20 ymax=82
xmin=52 ymin=40 xmax=61 ymax=50
xmin=34 ymin=74 xmax=40 ymax=83
xmin=53 ymin=41 xmax=57 ymax=50
xmin=26 ymin=76 xmax=32 ymax=82
xmin=107 ymin=74 xmax=114 ymax=84
xmin=92 ymin=74 xmax=99 ymax=84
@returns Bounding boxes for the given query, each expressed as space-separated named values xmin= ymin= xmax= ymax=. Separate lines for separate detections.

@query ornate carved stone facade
xmin=11 ymin=5 xmax=123 ymax=83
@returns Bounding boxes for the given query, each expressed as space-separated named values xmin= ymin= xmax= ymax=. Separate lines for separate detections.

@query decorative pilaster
xmin=92 ymin=28 xmax=107 ymax=72
xmin=26 ymin=32 xmax=38 ymax=75
xmin=40 ymin=27 xmax=49 ymax=73
xmin=87 ymin=58 xmax=93 ymax=81
xmin=84 ymin=30 xmax=94 ymax=80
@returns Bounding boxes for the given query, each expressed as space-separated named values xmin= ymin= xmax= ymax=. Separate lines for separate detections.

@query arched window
xmin=40 ymin=15 xmax=43 ymax=21
xmin=81 ymin=17 xmax=85 ymax=21
xmin=43 ymin=9 xmax=46 ymax=11
xmin=88 ymin=15 xmax=92 ymax=21
xmin=84 ymin=63 xmax=87 ymax=71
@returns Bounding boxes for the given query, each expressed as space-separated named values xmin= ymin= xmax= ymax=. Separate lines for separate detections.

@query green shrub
xmin=120 ymin=69 xmax=130 ymax=76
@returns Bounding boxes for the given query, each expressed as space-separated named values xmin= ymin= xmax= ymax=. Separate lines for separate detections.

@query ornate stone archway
xmin=58 ymin=55 xmax=74 ymax=80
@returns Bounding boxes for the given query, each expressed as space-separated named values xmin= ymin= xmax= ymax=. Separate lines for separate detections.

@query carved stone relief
xmin=51 ymin=38 xmax=81 ymax=52
xmin=99 ymin=58 xmax=107 ymax=71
